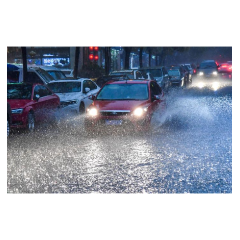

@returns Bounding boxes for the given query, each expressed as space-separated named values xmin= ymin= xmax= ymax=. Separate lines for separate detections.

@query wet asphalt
xmin=7 ymin=79 xmax=232 ymax=193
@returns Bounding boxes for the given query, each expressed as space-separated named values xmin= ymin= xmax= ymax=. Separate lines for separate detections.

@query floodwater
xmin=7 ymin=80 xmax=232 ymax=193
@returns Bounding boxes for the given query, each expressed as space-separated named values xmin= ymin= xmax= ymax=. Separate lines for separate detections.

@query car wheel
xmin=27 ymin=112 xmax=35 ymax=132
xmin=7 ymin=119 xmax=10 ymax=137
xmin=79 ymin=102 xmax=85 ymax=114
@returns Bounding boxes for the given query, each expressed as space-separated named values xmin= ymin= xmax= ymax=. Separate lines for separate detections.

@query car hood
xmin=94 ymin=100 xmax=149 ymax=111
xmin=55 ymin=92 xmax=81 ymax=101
xmin=198 ymin=68 xmax=217 ymax=74
xmin=7 ymin=99 xmax=33 ymax=109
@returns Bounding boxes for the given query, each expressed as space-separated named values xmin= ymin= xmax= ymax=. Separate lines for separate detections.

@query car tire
xmin=79 ymin=102 xmax=85 ymax=114
xmin=27 ymin=112 xmax=35 ymax=132
xmin=7 ymin=119 xmax=10 ymax=137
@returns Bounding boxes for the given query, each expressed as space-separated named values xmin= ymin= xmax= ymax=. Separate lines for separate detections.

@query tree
xmin=73 ymin=47 xmax=80 ymax=78
xmin=7 ymin=47 xmax=21 ymax=63
xmin=105 ymin=47 xmax=111 ymax=75
xmin=21 ymin=47 xmax=27 ymax=82
xmin=123 ymin=47 xmax=132 ymax=69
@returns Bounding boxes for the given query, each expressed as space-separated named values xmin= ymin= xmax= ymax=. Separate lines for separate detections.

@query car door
xmin=33 ymin=85 xmax=58 ymax=121
xmin=32 ymin=85 xmax=47 ymax=122
xmin=82 ymin=80 xmax=99 ymax=108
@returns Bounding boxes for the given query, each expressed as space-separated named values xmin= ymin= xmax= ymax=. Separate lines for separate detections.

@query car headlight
xmin=11 ymin=108 xmax=23 ymax=114
xmin=87 ymin=107 xmax=98 ymax=117
xmin=212 ymin=82 xmax=220 ymax=91
xmin=133 ymin=107 xmax=147 ymax=117
xmin=199 ymin=72 xmax=204 ymax=76
xmin=212 ymin=71 xmax=218 ymax=75
xmin=197 ymin=82 xmax=205 ymax=88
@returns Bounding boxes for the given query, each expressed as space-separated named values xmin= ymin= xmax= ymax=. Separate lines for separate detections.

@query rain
xmin=7 ymin=78 xmax=232 ymax=193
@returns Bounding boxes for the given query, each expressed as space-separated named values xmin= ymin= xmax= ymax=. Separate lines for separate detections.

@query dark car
xmin=218 ymin=62 xmax=232 ymax=80
xmin=196 ymin=60 xmax=219 ymax=79
xmin=7 ymin=102 xmax=12 ymax=137
xmin=168 ymin=69 xmax=184 ymax=87
xmin=96 ymin=75 xmax=129 ymax=88
xmin=180 ymin=64 xmax=192 ymax=85
xmin=84 ymin=80 xmax=166 ymax=132
xmin=7 ymin=83 xmax=60 ymax=131
xmin=168 ymin=65 xmax=188 ymax=87
xmin=139 ymin=67 xmax=170 ymax=90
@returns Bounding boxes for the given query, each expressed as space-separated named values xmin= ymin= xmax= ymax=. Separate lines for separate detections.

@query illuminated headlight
xmin=197 ymin=82 xmax=205 ymax=88
xmin=212 ymin=82 xmax=220 ymax=91
xmin=11 ymin=108 xmax=23 ymax=114
xmin=212 ymin=71 xmax=218 ymax=75
xmin=133 ymin=107 xmax=147 ymax=117
xmin=199 ymin=72 xmax=204 ymax=76
xmin=87 ymin=107 xmax=98 ymax=117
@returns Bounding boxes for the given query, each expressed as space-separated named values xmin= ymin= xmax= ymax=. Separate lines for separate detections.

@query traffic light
xmin=89 ymin=46 xmax=98 ymax=62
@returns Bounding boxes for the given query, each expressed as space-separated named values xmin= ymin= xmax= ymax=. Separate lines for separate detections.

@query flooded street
xmin=7 ymin=83 xmax=232 ymax=193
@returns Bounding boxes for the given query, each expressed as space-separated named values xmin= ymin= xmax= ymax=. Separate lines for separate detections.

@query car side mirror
xmin=34 ymin=94 xmax=40 ymax=101
xmin=84 ymin=87 xmax=90 ymax=93
xmin=88 ymin=95 xmax=95 ymax=101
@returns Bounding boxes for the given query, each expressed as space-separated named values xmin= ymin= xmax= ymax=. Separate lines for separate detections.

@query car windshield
xmin=141 ymin=69 xmax=162 ymax=77
xmin=199 ymin=62 xmax=217 ymax=69
xmin=47 ymin=82 xmax=81 ymax=93
xmin=35 ymin=69 xmax=54 ymax=83
xmin=7 ymin=84 xmax=32 ymax=99
xmin=96 ymin=83 xmax=149 ymax=100
xmin=47 ymin=71 xmax=66 ymax=80
xmin=168 ymin=70 xmax=180 ymax=76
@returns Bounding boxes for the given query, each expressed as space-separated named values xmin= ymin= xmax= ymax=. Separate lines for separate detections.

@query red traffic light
xmin=89 ymin=54 xmax=94 ymax=60
xmin=94 ymin=47 xmax=98 ymax=51
xmin=89 ymin=46 xmax=94 ymax=51
xmin=94 ymin=55 xmax=99 ymax=60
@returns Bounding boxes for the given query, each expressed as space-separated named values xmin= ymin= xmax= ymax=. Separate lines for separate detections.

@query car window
xmin=35 ymin=69 xmax=54 ymax=83
xmin=48 ymin=82 xmax=81 ymax=93
xmin=83 ymin=80 xmax=97 ymax=92
xmin=7 ymin=84 xmax=32 ymax=99
xmin=34 ymin=85 xmax=51 ymax=97
xmin=199 ymin=62 xmax=217 ymax=69
xmin=47 ymin=71 xmax=66 ymax=80
xmin=7 ymin=71 xmax=20 ymax=83
xmin=96 ymin=83 xmax=148 ymax=100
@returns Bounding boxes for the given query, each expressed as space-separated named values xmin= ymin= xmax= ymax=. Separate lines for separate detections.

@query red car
xmin=84 ymin=80 xmax=166 ymax=132
xmin=7 ymin=83 xmax=60 ymax=131
xmin=218 ymin=62 xmax=232 ymax=79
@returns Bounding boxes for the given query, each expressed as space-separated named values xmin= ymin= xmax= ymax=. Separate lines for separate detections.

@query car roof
xmin=47 ymin=78 xmax=91 ymax=83
xmin=201 ymin=60 xmax=215 ymax=63
xmin=37 ymin=66 xmax=62 ymax=71
xmin=106 ymin=79 xmax=150 ymax=85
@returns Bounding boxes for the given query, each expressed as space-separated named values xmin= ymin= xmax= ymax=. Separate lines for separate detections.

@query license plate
xmin=105 ymin=120 xmax=122 ymax=126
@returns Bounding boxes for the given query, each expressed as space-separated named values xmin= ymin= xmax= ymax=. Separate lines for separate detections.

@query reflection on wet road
xmin=7 ymin=83 xmax=232 ymax=193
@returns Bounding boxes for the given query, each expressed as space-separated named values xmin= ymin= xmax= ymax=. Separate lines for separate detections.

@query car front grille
xmin=100 ymin=110 xmax=130 ymax=117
